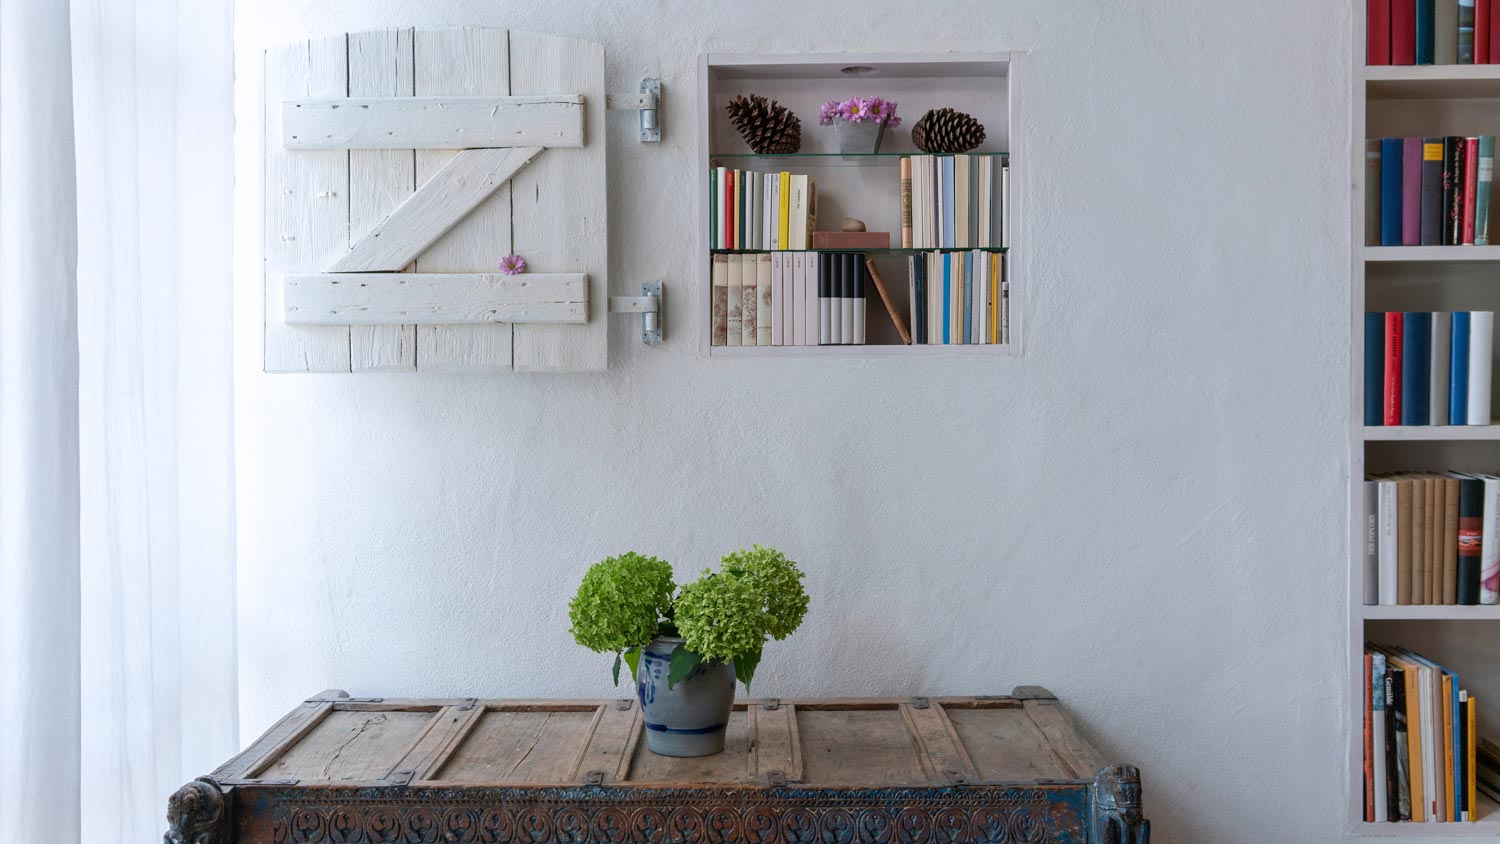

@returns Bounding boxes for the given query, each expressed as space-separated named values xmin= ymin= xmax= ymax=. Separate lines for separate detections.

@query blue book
xmin=1451 ymin=311 xmax=1471 ymax=423
xmin=1365 ymin=312 xmax=1385 ymax=426
xmin=1401 ymin=313 xmax=1432 ymax=425
xmin=1417 ymin=0 xmax=1436 ymax=64
xmin=913 ymin=257 xmax=926 ymax=344
xmin=942 ymin=253 xmax=951 ymax=344
xmin=941 ymin=157 xmax=956 ymax=249
xmin=1381 ymin=138 xmax=1403 ymax=246
xmin=962 ymin=252 xmax=973 ymax=344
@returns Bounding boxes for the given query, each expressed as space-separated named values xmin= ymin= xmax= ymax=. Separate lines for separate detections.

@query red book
xmin=1364 ymin=653 xmax=1375 ymax=822
xmin=1491 ymin=0 xmax=1500 ymax=63
xmin=1370 ymin=0 xmax=1392 ymax=64
xmin=1385 ymin=312 xmax=1403 ymax=425
xmin=1392 ymin=0 xmax=1416 ymax=64
xmin=1464 ymin=138 xmax=1479 ymax=243
xmin=725 ymin=170 xmax=736 ymax=249
xmin=1481 ymin=0 xmax=1493 ymax=63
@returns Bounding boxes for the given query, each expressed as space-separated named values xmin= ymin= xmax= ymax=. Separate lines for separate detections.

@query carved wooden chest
xmin=166 ymin=688 xmax=1147 ymax=844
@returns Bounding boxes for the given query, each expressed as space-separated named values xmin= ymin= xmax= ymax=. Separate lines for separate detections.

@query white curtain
xmin=1 ymin=0 xmax=238 ymax=841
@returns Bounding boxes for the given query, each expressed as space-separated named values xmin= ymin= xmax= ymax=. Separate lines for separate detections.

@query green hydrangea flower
xmin=673 ymin=571 xmax=767 ymax=662
xmin=568 ymin=552 xmax=675 ymax=653
xmin=721 ymin=545 xmax=809 ymax=640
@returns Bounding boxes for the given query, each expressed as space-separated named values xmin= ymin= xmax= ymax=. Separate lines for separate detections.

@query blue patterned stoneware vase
xmin=636 ymin=636 xmax=736 ymax=756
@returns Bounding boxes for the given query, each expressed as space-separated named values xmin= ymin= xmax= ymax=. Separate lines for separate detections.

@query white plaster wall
xmin=233 ymin=2 xmax=1366 ymax=842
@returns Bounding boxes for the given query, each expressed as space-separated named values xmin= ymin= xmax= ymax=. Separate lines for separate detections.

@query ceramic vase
xmin=636 ymin=636 xmax=736 ymax=756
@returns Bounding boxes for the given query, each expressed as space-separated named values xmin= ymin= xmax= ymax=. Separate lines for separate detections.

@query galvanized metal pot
xmin=636 ymin=636 xmax=736 ymax=756
xmin=835 ymin=120 xmax=885 ymax=154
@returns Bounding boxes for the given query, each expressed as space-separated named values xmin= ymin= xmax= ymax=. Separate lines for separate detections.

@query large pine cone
xmin=725 ymin=94 xmax=802 ymax=155
xmin=911 ymin=108 xmax=986 ymax=154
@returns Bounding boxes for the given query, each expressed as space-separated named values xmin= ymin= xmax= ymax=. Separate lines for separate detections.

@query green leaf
xmin=734 ymin=644 xmax=763 ymax=692
xmin=612 ymin=652 xmax=622 ymax=687
xmin=623 ymin=647 xmax=641 ymax=683
xmin=667 ymin=644 xmax=703 ymax=689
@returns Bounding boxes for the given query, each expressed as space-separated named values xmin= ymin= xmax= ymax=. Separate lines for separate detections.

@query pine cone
xmin=911 ymin=108 xmax=986 ymax=154
xmin=725 ymin=94 xmax=802 ymax=155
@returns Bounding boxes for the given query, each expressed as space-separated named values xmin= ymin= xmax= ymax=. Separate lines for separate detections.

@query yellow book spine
xmin=989 ymin=253 xmax=999 ymax=343
xmin=778 ymin=172 xmax=791 ymax=247
xmin=1407 ymin=665 xmax=1425 ymax=822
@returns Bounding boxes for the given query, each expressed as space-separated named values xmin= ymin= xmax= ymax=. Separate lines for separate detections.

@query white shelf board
xmin=1364 ymin=605 xmax=1500 ymax=620
xmin=708 ymin=344 xmax=1014 ymax=358
xmin=1366 ymin=64 xmax=1500 ymax=99
xmin=705 ymin=52 xmax=1009 ymax=81
xmin=1363 ymin=425 xmax=1500 ymax=441
xmin=1364 ymin=245 xmax=1500 ymax=262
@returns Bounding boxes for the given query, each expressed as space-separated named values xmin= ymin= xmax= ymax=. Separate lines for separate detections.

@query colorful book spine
xmin=1475 ymin=136 xmax=1494 ymax=244
xmin=741 ymin=251 xmax=758 ymax=346
xmin=1372 ymin=0 xmax=1394 ymax=63
xmin=1382 ymin=138 xmax=1405 ymax=245
xmin=1386 ymin=312 xmax=1405 ymax=425
xmin=1367 ymin=312 xmax=1387 ymax=425
xmin=1458 ymin=476 xmax=1484 ymax=604
xmin=1402 ymin=312 xmax=1433 ymax=424
xmin=1451 ymin=311 xmax=1471 ymax=423
xmin=1430 ymin=311 xmax=1452 ymax=425
xmin=1446 ymin=136 xmax=1466 ymax=244
xmin=1395 ymin=0 xmax=1418 ymax=63
xmin=1480 ymin=0 xmax=1493 ymax=61
xmin=1418 ymin=0 xmax=1437 ymax=63
xmin=1373 ymin=652 xmax=1390 ymax=822
xmin=1463 ymin=138 xmax=1479 ymax=242
xmin=1480 ymin=476 xmax=1500 ymax=603
xmin=1421 ymin=138 xmax=1445 ymax=244
xmin=1404 ymin=138 xmax=1423 ymax=244
xmin=757 ymin=253 xmax=772 ymax=346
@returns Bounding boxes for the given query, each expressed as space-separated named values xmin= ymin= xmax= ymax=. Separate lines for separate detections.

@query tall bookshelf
xmin=1352 ymin=13 xmax=1500 ymax=836
xmin=696 ymin=53 xmax=1019 ymax=357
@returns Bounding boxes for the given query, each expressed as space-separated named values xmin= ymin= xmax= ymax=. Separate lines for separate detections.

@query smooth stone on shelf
xmin=841 ymin=218 xmax=866 ymax=232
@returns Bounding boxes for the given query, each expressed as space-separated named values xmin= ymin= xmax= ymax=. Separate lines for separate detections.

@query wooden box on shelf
xmin=697 ymin=52 xmax=1019 ymax=357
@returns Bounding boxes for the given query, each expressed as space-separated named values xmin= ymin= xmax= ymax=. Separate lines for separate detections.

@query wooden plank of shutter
xmin=263 ymin=35 xmax=350 ymax=372
xmin=1021 ymin=698 xmax=1108 ymax=779
xmin=283 ymin=95 xmax=584 ymax=150
xmin=899 ymin=702 xmax=981 ymax=785
xmin=510 ymin=32 xmax=608 ymax=372
xmin=328 ymin=147 xmax=543 ymax=273
xmin=212 ymin=699 xmax=334 ymax=782
xmin=412 ymin=27 xmax=514 ymax=371
xmin=567 ymin=700 xmax=642 ymax=784
xmin=748 ymin=703 xmax=803 ymax=783
xmin=347 ymin=28 xmax=416 ymax=372
xmin=285 ymin=272 xmax=587 ymax=324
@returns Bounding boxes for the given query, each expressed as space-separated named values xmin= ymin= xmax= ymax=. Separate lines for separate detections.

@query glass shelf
xmin=711 ymin=247 xmax=1007 ymax=255
xmin=708 ymin=151 xmax=1009 ymax=168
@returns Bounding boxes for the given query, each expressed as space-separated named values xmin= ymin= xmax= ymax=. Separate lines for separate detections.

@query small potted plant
xmin=568 ymin=546 xmax=809 ymax=757
xmin=820 ymin=96 xmax=902 ymax=154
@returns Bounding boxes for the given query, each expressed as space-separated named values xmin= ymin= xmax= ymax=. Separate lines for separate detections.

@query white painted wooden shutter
xmin=262 ymin=27 xmax=608 ymax=373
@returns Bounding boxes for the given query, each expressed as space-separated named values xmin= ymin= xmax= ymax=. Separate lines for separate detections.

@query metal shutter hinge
xmin=607 ymin=78 xmax=661 ymax=142
xmin=609 ymin=282 xmax=663 ymax=345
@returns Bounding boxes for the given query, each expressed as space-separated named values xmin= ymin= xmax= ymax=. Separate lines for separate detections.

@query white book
xmin=788 ymin=175 xmax=809 ymax=250
xmin=977 ymin=158 xmax=991 ymax=249
xmin=928 ymin=252 xmax=941 ymax=345
xmin=1364 ymin=481 xmax=1380 ymax=605
xmin=765 ymin=175 xmax=775 ymax=250
xmin=1371 ymin=652 xmax=1389 ymax=823
xmin=910 ymin=158 xmax=922 ymax=249
xmin=756 ymin=253 xmax=772 ymax=346
xmin=791 ymin=253 xmax=805 ymax=346
xmin=972 ymin=251 xmax=983 ymax=344
xmin=852 ymin=260 xmax=866 ymax=345
xmin=770 ymin=252 xmax=783 ymax=346
xmin=1378 ymin=480 xmax=1398 ymax=605
xmin=725 ymin=253 xmax=742 ymax=347
xmin=751 ymin=173 xmax=763 ymax=251
xmin=1467 ymin=311 xmax=1493 ymax=424
xmin=770 ymin=179 xmax=780 ymax=250
xmin=1429 ymin=312 xmax=1451 ymax=425
xmin=1001 ymin=162 xmax=1011 ymax=248
xmin=1481 ymin=475 xmax=1500 ymax=604
xmin=1418 ymin=665 xmax=1436 ymax=821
